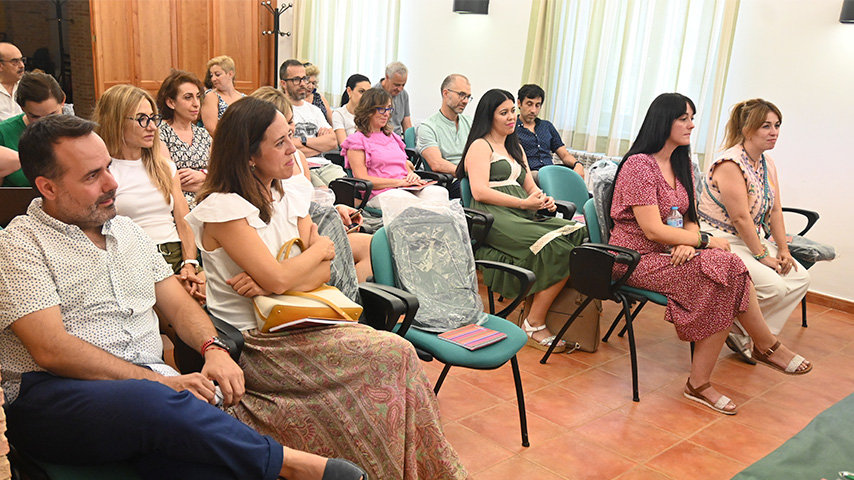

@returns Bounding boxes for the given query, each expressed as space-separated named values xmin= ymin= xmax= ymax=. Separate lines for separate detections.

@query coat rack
xmin=262 ymin=1 xmax=292 ymax=86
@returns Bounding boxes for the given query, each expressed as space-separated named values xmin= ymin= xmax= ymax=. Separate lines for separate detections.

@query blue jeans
xmin=6 ymin=372 xmax=283 ymax=480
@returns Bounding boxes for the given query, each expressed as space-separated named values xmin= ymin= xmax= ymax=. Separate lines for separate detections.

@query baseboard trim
xmin=806 ymin=291 xmax=854 ymax=315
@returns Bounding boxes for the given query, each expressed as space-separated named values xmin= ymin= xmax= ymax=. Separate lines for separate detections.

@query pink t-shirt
xmin=341 ymin=130 xmax=408 ymax=198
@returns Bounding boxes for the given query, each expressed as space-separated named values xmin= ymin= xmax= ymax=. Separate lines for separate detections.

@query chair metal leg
xmin=618 ymin=300 xmax=649 ymax=338
xmin=540 ymin=297 xmax=593 ymax=364
xmin=510 ymin=356 xmax=530 ymax=447
xmin=434 ymin=364 xmax=452 ymax=395
xmin=601 ymin=307 xmax=626 ymax=342
xmin=619 ymin=295 xmax=640 ymax=402
xmin=801 ymin=296 xmax=808 ymax=328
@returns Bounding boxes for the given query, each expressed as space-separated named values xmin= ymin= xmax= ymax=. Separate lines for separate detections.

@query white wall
xmin=398 ymin=0 xmax=534 ymax=124
xmin=719 ymin=0 xmax=854 ymax=301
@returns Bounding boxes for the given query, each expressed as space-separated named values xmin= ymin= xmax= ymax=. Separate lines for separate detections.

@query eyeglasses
xmin=447 ymin=90 xmax=474 ymax=102
xmin=283 ymin=76 xmax=311 ymax=85
xmin=376 ymin=106 xmax=394 ymax=115
xmin=126 ymin=114 xmax=163 ymax=128
xmin=0 ymin=56 xmax=26 ymax=66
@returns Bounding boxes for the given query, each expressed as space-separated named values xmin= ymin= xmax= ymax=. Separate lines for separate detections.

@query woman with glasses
xmin=93 ymin=85 xmax=205 ymax=301
xmin=341 ymin=88 xmax=448 ymax=209
xmin=185 ymin=97 xmax=467 ymax=480
xmin=333 ymin=74 xmax=371 ymax=147
xmin=455 ymin=89 xmax=586 ymax=354
xmin=156 ymin=69 xmax=212 ymax=209
xmin=200 ymin=55 xmax=245 ymax=135
xmin=303 ymin=62 xmax=332 ymax=125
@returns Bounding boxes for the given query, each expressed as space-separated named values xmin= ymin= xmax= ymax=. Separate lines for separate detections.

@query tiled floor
xmin=428 ymin=295 xmax=854 ymax=479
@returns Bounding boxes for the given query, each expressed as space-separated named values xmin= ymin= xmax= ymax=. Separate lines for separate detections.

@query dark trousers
xmin=6 ymin=372 xmax=283 ymax=480
xmin=448 ymin=179 xmax=461 ymax=199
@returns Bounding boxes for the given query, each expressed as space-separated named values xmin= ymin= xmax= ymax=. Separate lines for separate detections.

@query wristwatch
xmin=698 ymin=232 xmax=710 ymax=249
xmin=201 ymin=336 xmax=231 ymax=356
xmin=300 ymin=136 xmax=307 ymax=146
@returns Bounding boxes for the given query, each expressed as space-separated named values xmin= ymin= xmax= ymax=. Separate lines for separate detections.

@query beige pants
xmin=703 ymin=224 xmax=810 ymax=334
xmin=367 ymin=185 xmax=449 ymax=210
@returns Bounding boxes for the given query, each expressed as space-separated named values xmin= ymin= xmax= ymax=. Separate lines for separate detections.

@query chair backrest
xmin=583 ymin=198 xmax=605 ymax=243
xmin=403 ymin=126 xmax=416 ymax=149
xmin=0 ymin=187 xmax=38 ymax=228
xmin=538 ymin=165 xmax=589 ymax=213
xmin=460 ymin=178 xmax=472 ymax=208
xmin=370 ymin=227 xmax=397 ymax=287
xmin=568 ymin=245 xmax=620 ymax=300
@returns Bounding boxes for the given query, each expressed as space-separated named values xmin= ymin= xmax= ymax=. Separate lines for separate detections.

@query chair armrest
xmin=325 ymin=152 xmax=345 ymax=168
xmin=475 ymin=260 xmax=536 ymax=318
xmin=359 ymin=283 xmax=418 ymax=338
xmin=405 ymin=148 xmax=425 ymax=170
xmin=207 ymin=309 xmax=244 ymax=363
xmin=463 ymin=208 xmax=494 ymax=252
xmin=781 ymin=207 xmax=820 ymax=236
xmin=329 ymin=177 xmax=373 ymax=210
xmin=581 ymin=243 xmax=640 ymax=291
xmin=416 ymin=170 xmax=453 ymax=188
xmin=537 ymin=200 xmax=576 ymax=219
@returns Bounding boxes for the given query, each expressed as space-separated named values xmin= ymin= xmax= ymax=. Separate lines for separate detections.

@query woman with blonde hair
xmin=156 ymin=69 xmax=212 ymax=208
xmin=698 ymin=99 xmax=810 ymax=362
xmin=93 ymin=84 xmax=205 ymax=300
xmin=200 ymin=55 xmax=245 ymax=135
xmin=303 ymin=62 xmax=332 ymax=125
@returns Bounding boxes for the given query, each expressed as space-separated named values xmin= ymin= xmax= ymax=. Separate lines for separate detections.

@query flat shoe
xmin=725 ymin=331 xmax=757 ymax=365
xmin=522 ymin=318 xmax=566 ymax=353
xmin=752 ymin=341 xmax=812 ymax=375
xmin=322 ymin=458 xmax=368 ymax=480
xmin=683 ymin=378 xmax=737 ymax=415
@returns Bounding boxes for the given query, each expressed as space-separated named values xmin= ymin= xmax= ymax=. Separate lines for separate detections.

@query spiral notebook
xmin=438 ymin=324 xmax=507 ymax=351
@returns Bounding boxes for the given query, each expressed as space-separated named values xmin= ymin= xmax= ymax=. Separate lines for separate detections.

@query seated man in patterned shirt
xmin=516 ymin=84 xmax=584 ymax=184
xmin=0 ymin=115 xmax=365 ymax=480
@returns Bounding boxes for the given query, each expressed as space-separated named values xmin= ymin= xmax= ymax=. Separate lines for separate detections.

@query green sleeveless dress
xmin=469 ymin=151 xmax=586 ymax=297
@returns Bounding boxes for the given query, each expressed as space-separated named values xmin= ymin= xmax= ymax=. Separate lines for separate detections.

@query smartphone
xmin=349 ymin=208 xmax=363 ymax=219
xmin=346 ymin=223 xmax=361 ymax=234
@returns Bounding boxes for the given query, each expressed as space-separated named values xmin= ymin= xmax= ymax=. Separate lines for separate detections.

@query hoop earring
xmin=250 ymin=163 xmax=256 ymax=171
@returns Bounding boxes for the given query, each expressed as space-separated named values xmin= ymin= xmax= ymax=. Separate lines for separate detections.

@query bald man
xmin=0 ymin=43 xmax=25 ymax=121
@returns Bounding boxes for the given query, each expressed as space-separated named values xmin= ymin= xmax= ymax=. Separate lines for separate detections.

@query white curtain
xmin=523 ymin=0 xmax=740 ymax=165
xmin=293 ymin=0 xmax=401 ymax=108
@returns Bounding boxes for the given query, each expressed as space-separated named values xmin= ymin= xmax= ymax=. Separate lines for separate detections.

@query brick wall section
xmin=67 ymin=0 xmax=94 ymax=118
xmin=3 ymin=0 xmax=54 ymax=63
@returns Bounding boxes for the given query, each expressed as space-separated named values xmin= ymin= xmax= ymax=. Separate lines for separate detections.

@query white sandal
xmin=522 ymin=319 xmax=566 ymax=353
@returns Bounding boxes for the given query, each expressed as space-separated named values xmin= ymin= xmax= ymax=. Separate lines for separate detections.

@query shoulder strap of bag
xmin=281 ymin=286 xmax=356 ymax=322
xmin=277 ymin=237 xmax=306 ymax=261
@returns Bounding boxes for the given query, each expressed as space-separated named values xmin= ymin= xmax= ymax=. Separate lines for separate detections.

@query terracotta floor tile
xmin=571 ymin=341 xmax=630 ymax=367
xmin=473 ymin=455 xmax=568 ymax=480
xmin=557 ymin=368 xmax=650 ymax=409
xmin=688 ymin=419 xmax=786 ymax=465
xmin=614 ymin=465 xmax=674 ymax=480
xmin=657 ymin=377 xmax=753 ymax=409
xmin=778 ymin=326 xmax=851 ymax=360
xmin=645 ymin=441 xmax=746 ymax=480
xmin=441 ymin=422 xmax=515 ymax=475
xmin=729 ymin=397 xmax=816 ymax=439
xmin=516 ymin=346 xmax=594 ymax=383
xmin=710 ymin=358 xmax=783 ymax=398
xmin=433 ymin=375 xmax=504 ymax=422
xmin=524 ymin=384 xmax=613 ymax=429
xmin=637 ymin=337 xmax=694 ymax=367
xmin=574 ymin=411 xmax=682 ymax=462
xmin=454 ymin=360 xmax=552 ymax=401
xmin=597 ymin=352 xmax=688 ymax=392
xmin=618 ymin=391 xmax=720 ymax=437
xmin=758 ymin=378 xmax=843 ymax=417
xmin=457 ymin=402 xmax=566 ymax=451
xmin=521 ymin=432 xmax=637 ymax=480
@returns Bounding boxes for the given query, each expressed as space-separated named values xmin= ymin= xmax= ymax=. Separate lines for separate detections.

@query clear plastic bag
xmin=383 ymin=199 xmax=488 ymax=332
xmin=589 ymin=159 xmax=618 ymax=242
xmin=776 ymin=234 xmax=836 ymax=264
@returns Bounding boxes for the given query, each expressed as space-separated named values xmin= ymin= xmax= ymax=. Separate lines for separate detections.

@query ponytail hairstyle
xmin=609 ymin=93 xmax=698 ymax=229
xmin=722 ymin=98 xmax=782 ymax=150
xmin=341 ymin=73 xmax=370 ymax=106
xmin=93 ymin=84 xmax=173 ymax=204
xmin=456 ymin=88 xmax=524 ymax=180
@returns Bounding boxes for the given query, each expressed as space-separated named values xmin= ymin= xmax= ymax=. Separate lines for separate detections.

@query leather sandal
xmin=752 ymin=341 xmax=812 ymax=375
xmin=322 ymin=458 xmax=368 ymax=480
xmin=683 ymin=378 xmax=737 ymax=415
xmin=522 ymin=318 xmax=566 ymax=353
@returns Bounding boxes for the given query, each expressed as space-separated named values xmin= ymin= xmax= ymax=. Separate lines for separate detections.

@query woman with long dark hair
xmin=185 ymin=97 xmax=466 ymax=480
xmin=608 ymin=93 xmax=811 ymax=415
xmin=455 ymin=88 xmax=586 ymax=353
xmin=333 ymin=74 xmax=371 ymax=146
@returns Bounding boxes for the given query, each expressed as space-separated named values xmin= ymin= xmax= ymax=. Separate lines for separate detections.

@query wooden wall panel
xmin=212 ymin=0 xmax=270 ymax=93
xmin=135 ymin=0 xmax=177 ymax=93
xmin=91 ymin=0 xmax=134 ymax=92
xmin=176 ymin=0 xmax=213 ymax=81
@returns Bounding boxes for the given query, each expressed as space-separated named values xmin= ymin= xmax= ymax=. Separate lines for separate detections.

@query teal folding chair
xmin=584 ymin=198 xmax=668 ymax=402
xmin=403 ymin=126 xmax=416 ymax=149
xmin=370 ymin=226 xmax=535 ymax=446
xmin=537 ymin=164 xmax=590 ymax=216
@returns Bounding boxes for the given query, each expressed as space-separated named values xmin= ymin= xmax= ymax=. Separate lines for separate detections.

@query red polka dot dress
xmin=609 ymin=154 xmax=752 ymax=342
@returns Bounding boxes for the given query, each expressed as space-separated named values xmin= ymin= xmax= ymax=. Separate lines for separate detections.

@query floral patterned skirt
xmin=228 ymin=323 xmax=467 ymax=480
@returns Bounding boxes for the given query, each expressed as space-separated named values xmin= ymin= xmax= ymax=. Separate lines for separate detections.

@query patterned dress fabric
xmin=609 ymin=154 xmax=752 ymax=341
xmin=468 ymin=151 xmax=586 ymax=298
xmin=159 ymin=122 xmax=212 ymax=208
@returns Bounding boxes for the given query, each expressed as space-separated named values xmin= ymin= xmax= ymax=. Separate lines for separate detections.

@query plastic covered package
xmin=309 ymin=202 xmax=361 ymax=303
xmin=383 ymin=198 xmax=488 ymax=332
xmin=777 ymin=234 xmax=837 ymax=264
xmin=588 ymin=159 xmax=618 ymax=242
xmin=311 ymin=186 xmax=336 ymax=208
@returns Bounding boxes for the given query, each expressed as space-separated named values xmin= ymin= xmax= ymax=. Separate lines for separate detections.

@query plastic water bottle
xmin=666 ymin=206 xmax=683 ymax=228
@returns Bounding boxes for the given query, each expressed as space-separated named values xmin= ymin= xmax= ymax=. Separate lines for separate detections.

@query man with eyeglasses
xmin=375 ymin=61 xmax=411 ymax=137
xmin=0 ymin=43 xmax=26 ymax=121
xmin=278 ymin=59 xmax=337 ymax=163
xmin=516 ymin=84 xmax=584 ymax=184
xmin=0 ymin=72 xmax=66 ymax=187
xmin=415 ymin=74 xmax=473 ymax=198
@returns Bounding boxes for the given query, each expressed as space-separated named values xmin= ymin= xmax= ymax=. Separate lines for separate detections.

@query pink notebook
xmin=438 ymin=324 xmax=507 ymax=351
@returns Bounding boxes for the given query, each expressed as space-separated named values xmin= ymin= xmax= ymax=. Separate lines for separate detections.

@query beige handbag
xmin=520 ymin=287 xmax=602 ymax=352
xmin=252 ymin=237 xmax=363 ymax=333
